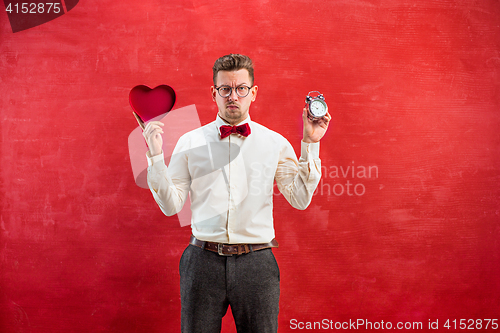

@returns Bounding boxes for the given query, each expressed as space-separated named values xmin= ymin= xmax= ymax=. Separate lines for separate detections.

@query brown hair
xmin=212 ymin=54 xmax=254 ymax=86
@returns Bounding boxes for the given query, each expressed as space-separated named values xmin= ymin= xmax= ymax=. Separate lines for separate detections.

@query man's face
xmin=211 ymin=69 xmax=258 ymax=125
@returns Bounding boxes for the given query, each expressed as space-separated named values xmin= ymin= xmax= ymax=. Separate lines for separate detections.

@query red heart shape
xmin=129 ymin=85 xmax=177 ymax=122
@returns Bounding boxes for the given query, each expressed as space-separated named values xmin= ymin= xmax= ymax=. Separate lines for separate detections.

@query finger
xmin=144 ymin=132 xmax=163 ymax=146
xmin=323 ymin=112 xmax=331 ymax=122
xmin=148 ymin=121 xmax=164 ymax=126
xmin=143 ymin=125 xmax=164 ymax=140
xmin=148 ymin=127 xmax=164 ymax=137
xmin=144 ymin=121 xmax=164 ymax=130
xmin=150 ymin=129 xmax=164 ymax=139
xmin=144 ymin=122 xmax=164 ymax=135
xmin=321 ymin=114 xmax=331 ymax=127
xmin=303 ymin=107 xmax=314 ymax=123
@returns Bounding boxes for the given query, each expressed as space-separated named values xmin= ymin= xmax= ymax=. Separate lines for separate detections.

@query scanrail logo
xmin=3 ymin=0 xmax=79 ymax=33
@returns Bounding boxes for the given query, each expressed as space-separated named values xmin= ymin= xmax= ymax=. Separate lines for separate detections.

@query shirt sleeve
xmin=146 ymin=137 xmax=191 ymax=216
xmin=275 ymin=140 xmax=321 ymax=210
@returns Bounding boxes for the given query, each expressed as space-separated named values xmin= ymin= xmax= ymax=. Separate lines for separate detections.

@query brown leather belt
xmin=189 ymin=235 xmax=279 ymax=256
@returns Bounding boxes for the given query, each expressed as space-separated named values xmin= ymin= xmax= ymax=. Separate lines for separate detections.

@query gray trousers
xmin=179 ymin=244 xmax=280 ymax=333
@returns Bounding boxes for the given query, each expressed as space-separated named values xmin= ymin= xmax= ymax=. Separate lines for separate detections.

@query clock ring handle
xmin=308 ymin=90 xmax=322 ymax=96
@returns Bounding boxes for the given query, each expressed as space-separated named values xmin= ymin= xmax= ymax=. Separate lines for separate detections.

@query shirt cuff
xmin=300 ymin=141 xmax=320 ymax=160
xmin=146 ymin=150 xmax=165 ymax=167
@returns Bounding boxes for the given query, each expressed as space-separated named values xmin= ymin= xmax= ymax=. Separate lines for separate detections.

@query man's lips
xmin=226 ymin=104 xmax=239 ymax=110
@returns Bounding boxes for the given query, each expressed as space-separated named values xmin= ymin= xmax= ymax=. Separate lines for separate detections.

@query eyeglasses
xmin=214 ymin=85 xmax=252 ymax=98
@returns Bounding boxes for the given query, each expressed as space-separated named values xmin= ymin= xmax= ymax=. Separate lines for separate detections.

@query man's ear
xmin=211 ymin=86 xmax=217 ymax=102
xmin=251 ymin=85 xmax=258 ymax=102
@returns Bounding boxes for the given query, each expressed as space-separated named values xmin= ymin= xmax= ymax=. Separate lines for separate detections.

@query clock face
xmin=309 ymin=99 xmax=327 ymax=118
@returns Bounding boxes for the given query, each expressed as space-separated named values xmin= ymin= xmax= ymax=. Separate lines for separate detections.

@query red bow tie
xmin=219 ymin=123 xmax=251 ymax=139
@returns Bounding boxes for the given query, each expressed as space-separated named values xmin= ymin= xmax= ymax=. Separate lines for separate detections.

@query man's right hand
xmin=142 ymin=121 xmax=164 ymax=157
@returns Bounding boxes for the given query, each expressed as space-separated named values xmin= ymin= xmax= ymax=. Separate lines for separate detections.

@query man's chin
xmin=220 ymin=110 xmax=247 ymax=125
xmin=224 ymin=110 xmax=241 ymax=118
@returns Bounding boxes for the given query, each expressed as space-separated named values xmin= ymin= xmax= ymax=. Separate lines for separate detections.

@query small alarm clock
xmin=305 ymin=91 xmax=328 ymax=120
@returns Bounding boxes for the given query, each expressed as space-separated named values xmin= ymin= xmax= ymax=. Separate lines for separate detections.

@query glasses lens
xmin=217 ymin=86 xmax=251 ymax=98
xmin=236 ymin=86 xmax=250 ymax=97
xmin=218 ymin=86 xmax=231 ymax=97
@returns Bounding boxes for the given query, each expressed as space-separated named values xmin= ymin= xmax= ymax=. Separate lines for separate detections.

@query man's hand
xmin=142 ymin=121 xmax=164 ymax=157
xmin=302 ymin=107 xmax=331 ymax=143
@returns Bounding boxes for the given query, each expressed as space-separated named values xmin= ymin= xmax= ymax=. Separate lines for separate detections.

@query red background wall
xmin=1 ymin=0 xmax=499 ymax=332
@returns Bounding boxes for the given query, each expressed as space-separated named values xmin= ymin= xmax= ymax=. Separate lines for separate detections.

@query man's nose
xmin=228 ymin=88 xmax=239 ymax=101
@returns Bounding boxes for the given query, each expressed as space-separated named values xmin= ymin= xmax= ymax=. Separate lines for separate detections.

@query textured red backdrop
xmin=1 ymin=0 xmax=499 ymax=332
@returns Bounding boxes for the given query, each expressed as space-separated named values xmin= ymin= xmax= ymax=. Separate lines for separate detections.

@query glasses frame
xmin=214 ymin=84 xmax=253 ymax=98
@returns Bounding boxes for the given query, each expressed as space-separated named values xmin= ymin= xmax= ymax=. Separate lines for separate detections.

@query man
xmin=142 ymin=54 xmax=330 ymax=333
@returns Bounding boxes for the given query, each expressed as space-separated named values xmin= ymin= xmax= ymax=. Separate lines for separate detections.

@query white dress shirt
xmin=146 ymin=114 xmax=321 ymax=244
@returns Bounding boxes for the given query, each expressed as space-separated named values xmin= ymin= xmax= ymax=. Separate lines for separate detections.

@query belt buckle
xmin=218 ymin=243 xmax=232 ymax=256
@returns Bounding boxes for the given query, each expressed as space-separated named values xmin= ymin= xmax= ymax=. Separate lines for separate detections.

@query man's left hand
xmin=302 ymin=107 xmax=331 ymax=143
